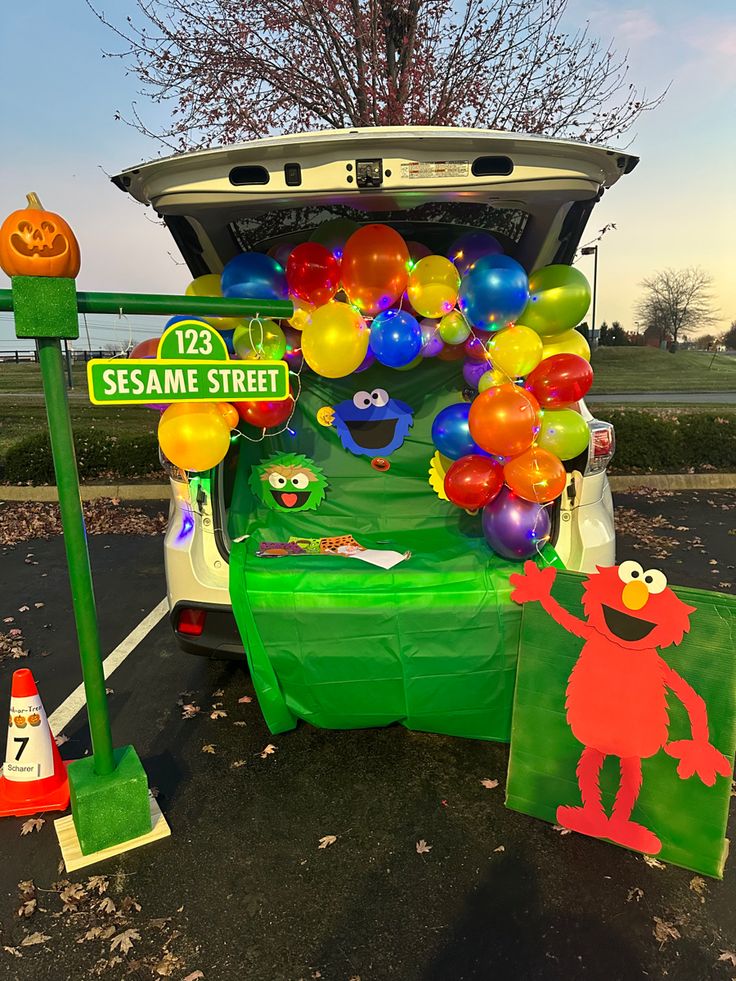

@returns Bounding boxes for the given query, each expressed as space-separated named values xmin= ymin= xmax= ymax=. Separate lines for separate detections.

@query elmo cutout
xmin=510 ymin=560 xmax=731 ymax=855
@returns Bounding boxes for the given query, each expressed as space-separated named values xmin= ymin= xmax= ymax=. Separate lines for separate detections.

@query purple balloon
xmin=448 ymin=230 xmax=503 ymax=277
xmin=282 ymin=324 xmax=304 ymax=370
xmin=482 ymin=487 xmax=551 ymax=560
xmin=407 ymin=240 xmax=432 ymax=265
xmin=420 ymin=318 xmax=444 ymax=358
xmin=354 ymin=347 xmax=376 ymax=373
xmin=268 ymin=241 xmax=296 ymax=268
xmin=462 ymin=359 xmax=489 ymax=389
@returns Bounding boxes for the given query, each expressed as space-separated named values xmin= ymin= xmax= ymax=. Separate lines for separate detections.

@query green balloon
xmin=537 ymin=409 xmax=590 ymax=460
xmin=233 ymin=319 xmax=286 ymax=360
xmin=520 ymin=265 xmax=591 ymax=337
xmin=309 ymin=217 xmax=360 ymax=255
xmin=394 ymin=354 xmax=424 ymax=371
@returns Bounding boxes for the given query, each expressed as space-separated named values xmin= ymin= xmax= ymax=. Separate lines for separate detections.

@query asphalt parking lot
xmin=0 ymin=490 xmax=734 ymax=981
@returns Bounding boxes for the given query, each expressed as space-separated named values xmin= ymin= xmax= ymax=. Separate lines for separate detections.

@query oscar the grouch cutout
xmin=510 ymin=560 xmax=731 ymax=855
xmin=250 ymin=453 xmax=328 ymax=512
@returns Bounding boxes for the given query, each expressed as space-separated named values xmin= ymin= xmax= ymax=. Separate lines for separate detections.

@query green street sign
xmin=86 ymin=319 xmax=290 ymax=405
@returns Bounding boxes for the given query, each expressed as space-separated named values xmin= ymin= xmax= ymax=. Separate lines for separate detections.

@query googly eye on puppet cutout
xmin=643 ymin=569 xmax=667 ymax=593
xmin=618 ymin=560 xmax=644 ymax=583
xmin=250 ymin=453 xmax=328 ymax=512
xmin=333 ymin=389 xmax=414 ymax=457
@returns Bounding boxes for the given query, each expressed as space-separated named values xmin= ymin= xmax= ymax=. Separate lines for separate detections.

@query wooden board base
xmin=54 ymin=795 xmax=171 ymax=872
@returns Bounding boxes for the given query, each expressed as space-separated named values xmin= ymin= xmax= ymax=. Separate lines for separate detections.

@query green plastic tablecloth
xmin=228 ymin=359 xmax=561 ymax=740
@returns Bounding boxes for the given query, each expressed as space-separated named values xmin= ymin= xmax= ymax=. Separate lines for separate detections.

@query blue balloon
xmin=221 ymin=252 xmax=288 ymax=301
xmin=458 ymin=255 xmax=529 ymax=332
xmin=219 ymin=328 xmax=236 ymax=355
xmin=431 ymin=403 xmax=486 ymax=460
xmin=165 ymin=315 xmax=194 ymax=328
xmin=369 ymin=309 xmax=422 ymax=368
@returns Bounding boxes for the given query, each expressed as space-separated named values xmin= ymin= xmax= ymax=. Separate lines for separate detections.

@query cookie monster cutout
xmin=332 ymin=389 xmax=413 ymax=457
xmin=250 ymin=453 xmax=328 ymax=512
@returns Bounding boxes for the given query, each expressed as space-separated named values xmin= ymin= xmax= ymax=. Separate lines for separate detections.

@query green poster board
xmin=506 ymin=570 xmax=736 ymax=878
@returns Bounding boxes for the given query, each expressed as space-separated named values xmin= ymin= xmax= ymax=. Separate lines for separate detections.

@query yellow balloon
xmin=289 ymin=297 xmax=314 ymax=331
xmin=487 ymin=324 xmax=543 ymax=378
xmin=185 ymin=274 xmax=240 ymax=331
xmin=540 ymin=328 xmax=591 ymax=362
xmin=301 ymin=301 xmax=369 ymax=378
xmin=407 ymin=255 xmax=460 ymax=318
xmin=158 ymin=402 xmax=233 ymax=472
xmin=478 ymin=367 xmax=507 ymax=392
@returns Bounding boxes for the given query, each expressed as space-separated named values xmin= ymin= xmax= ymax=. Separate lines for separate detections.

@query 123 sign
xmin=87 ymin=320 xmax=289 ymax=405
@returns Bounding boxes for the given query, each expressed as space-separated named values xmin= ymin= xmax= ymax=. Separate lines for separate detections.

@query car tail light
xmin=176 ymin=607 xmax=207 ymax=636
xmin=585 ymin=421 xmax=615 ymax=475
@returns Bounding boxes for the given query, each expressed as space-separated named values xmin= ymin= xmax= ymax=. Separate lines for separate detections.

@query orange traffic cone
xmin=0 ymin=668 xmax=70 ymax=817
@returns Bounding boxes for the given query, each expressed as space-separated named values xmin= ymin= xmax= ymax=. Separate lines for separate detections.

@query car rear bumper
xmin=170 ymin=601 xmax=245 ymax=659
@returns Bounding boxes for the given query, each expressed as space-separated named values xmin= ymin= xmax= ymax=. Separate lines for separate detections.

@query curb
xmin=1 ymin=474 xmax=735 ymax=502
xmin=0 ymin=484 xmax=171 ymax=502
xmin=609 ymin=474 xmax=736 ymax=491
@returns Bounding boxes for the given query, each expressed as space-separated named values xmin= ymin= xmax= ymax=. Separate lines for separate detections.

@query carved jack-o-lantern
xmin=0 ymin=193 xmax=80 ymax=279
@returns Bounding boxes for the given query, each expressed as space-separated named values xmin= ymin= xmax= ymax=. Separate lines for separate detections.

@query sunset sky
xmin=1 ymin=0 xmax=734 ymax=351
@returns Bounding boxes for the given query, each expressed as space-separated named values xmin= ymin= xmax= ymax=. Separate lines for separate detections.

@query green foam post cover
xmin=506 ymin=571 xmax=736 ymax=878
xmin=228 ymin=359 xmax=562 ymax=742
xmin=11 ymin=276 xmax=79 ymax=339
xmin=68 ymin=745 xmax=151 ymax=855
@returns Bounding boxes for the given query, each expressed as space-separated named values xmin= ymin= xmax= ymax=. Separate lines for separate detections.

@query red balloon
xmin=340 ymin=224 xmax=410 ymax=315
xmin=444 ymin=454 xmax=503 ymax=510
xmin=286 ymin=242 xmax=340 ymax=307
xmin=525 ymin=354 xmax=593 ymax=407
xmin=233 ymin=389 xmax=295 ymax=429
xmin=436 ymin=342 xmax=466 ymax=362
xmin=464 ymin=329 xmax=491 ymax=361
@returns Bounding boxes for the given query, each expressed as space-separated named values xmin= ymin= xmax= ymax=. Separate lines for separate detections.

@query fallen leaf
xmin=60 ymin=882 xmax=87 ymax=910
xmin=212 ymin=688 xmax=225 ymax=697
xmin=552 ymin=824 xmax=571 ymax=836
xmin=260 ymin=743 xmax=277 ymax=758
xmin=98 ymin=897 xmax=116 ymax=914
xmin=3 ymin=616 xmax=14 ymax=623
xmin=79 ymin=926 xmax=103 ymax=942
xmin=480 ymin=778 xmax=499 ymax=790
xmin=154 ymin=952 xmax=184 ymax=976
xmin=105 ymin=687 xmax=114 ymax=695
xmin=20 ymin=817 xmax=45 ymax=836
xmin=689 ymin=876 xmax=707 ymax=902
xmin=318 ymin=835 xmax=337 ymax=849
xmin=149 ymin=785 xmax=160 ymax=798
xmin=416 ymin=839 xmax=432 ymax=855
xmin=231 ymin=760 xmax=247 ymax=769
xmin=201 ymin=744 xmax=216 ymax=754
xmin=210 ymin=709 xmax=227 ymax=720
xmin=493 ymin=845 xmax=505 ymax=853
xmin=120 ymin=896 xmax=142 ymax=913
xmin=34 ymin=602 xmax=44 ymax=609
xmin=18 ymin=606 xmax=29 ymax=613
xmin=643 ymin=855 xmax=666 ymax=870
xmin=653 ymin=917 xmax=680 ymax=948
xmin=238 ymin=695 xmax=252 ymax=704
xmin=182 ymin=973 xmax=205 ymax=981
xmin=17 ymin=879 xmax=36 ymax=900
xmin=181 ymin=704 xmax=200 ymax=719
xmin=233 ymin=721 xmax=247 ymax=727
xmin=3 ymin=946 xmax=22 ymax=958
xmin=110 ymin=928 xmax=140 ymax=955
xmin=17 ymin=899 xmax=37 ymax=918
xmin=20 ymin=932 xmax=51 ymax=947
xmin=54 ymin=733 xmax=69 ymax=747
xmin=718 ymin=950 xmax=736 ymax=966
xmin=627 ymin=887 xmax=644 ymax=903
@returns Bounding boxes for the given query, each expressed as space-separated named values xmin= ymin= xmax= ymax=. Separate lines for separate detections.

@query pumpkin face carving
xmin=0 ymin=193 xmax=80 ymax=279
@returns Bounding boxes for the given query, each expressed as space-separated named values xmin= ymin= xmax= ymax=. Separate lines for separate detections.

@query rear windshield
xmin=229 ymin=202 xmax=529 ymax=256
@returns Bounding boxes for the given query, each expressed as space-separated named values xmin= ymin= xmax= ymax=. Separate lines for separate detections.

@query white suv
xmin=113 ymin=127 xmax=627 ymax=657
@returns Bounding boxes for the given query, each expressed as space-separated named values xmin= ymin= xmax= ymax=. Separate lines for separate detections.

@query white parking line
xmin=48 ymin=598 xmax=169 ymax=735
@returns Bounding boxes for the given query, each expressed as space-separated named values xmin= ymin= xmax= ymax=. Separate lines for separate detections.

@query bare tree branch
xmin=636 ymin=267 xmax=719 ymax=349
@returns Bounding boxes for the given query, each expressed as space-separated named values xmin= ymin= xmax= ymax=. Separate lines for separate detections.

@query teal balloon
xmin=537 ymin=409 xmax=590 ymax=460
xmin=521 ymin=265 xmax=591 ymax=337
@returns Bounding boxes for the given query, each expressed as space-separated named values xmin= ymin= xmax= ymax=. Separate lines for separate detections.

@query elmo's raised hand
xmin=510 ymin=561 xmax=558 ymax=605
xmin=665 ymin=739 xmax=731 ymax=787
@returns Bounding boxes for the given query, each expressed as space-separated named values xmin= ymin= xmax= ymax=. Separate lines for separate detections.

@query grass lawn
xmin=590 ymin=347 xmax=736 ymax=393
xmin=0 ymin=362 xmax=156 ymax=454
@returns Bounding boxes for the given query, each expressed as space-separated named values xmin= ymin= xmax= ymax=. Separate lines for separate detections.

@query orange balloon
xmin=504 ymin=446 xmax=567 ymax=504
xmin=436 ymin=342 xmax=466 ymax=361
xmin=340 ymin=224 xmax=410 ymax=315
xmin=130 ymin=337 xmax=159 ymax=359
xmin=468 ymin=384 xmax=540 ymax=457
xmin=217 ymin=403 xmax=240 ymax=430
